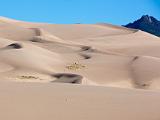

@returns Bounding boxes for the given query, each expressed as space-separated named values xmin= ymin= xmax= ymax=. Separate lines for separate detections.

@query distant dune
xmin=0 ymin=17 xmax=160 ymax=120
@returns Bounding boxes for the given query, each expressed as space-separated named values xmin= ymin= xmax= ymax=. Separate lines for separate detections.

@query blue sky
xmin=0 ymin=0 xmax=160 ymax=25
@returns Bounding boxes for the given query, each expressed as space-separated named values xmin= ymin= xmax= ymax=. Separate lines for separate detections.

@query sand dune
xmin=1 ymin=16 xmax=160 ymax=88
xmin=0 ymin=17 xmax=160 ymax=120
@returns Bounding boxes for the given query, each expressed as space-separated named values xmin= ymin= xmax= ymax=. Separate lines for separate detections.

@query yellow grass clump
xmin=18 ymin=75 xmax=39 ymax=79
xmin=66 ymin=62 xmax=86 ymax=70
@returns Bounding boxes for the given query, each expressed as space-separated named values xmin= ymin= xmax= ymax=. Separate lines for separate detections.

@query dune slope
xmin=0 ymin=82 xmax=160 ymax=120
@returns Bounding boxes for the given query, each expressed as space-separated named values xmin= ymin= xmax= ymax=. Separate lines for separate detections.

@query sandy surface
xmin=0 ymin=17 xmax=160 ymax=120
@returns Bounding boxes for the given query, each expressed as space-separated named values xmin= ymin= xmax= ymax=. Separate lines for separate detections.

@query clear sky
xmin=0 ymin=0 xmax=160 ymax=25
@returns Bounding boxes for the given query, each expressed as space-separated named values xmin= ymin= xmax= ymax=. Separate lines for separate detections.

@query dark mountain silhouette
xmin=124 ymin=15 xmax=160 ymax=36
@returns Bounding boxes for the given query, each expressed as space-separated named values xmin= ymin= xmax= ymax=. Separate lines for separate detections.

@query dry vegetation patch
xmin=18 ymin=75 xmax=39 ymax=79
xmin=66 ymin=62 xmax=86 ymax=70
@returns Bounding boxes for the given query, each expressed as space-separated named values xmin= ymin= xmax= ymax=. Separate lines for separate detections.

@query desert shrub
xmin=18 ymin=75 xmax=39 ymax=79
xmin=66 ymin=62 xmax=85 ymax=70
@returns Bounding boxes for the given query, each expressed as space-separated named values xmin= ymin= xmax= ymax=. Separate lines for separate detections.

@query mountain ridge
xmin=124 ymin=15 xmax=160 ymax=36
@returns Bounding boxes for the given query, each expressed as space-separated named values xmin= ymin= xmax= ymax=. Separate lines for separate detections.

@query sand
xmin=0 ymin=17 xmax=160 ymax=120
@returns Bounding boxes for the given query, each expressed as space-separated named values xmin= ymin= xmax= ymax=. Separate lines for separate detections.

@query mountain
xmin=124 ymin=15 xmax=160 ymax=36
